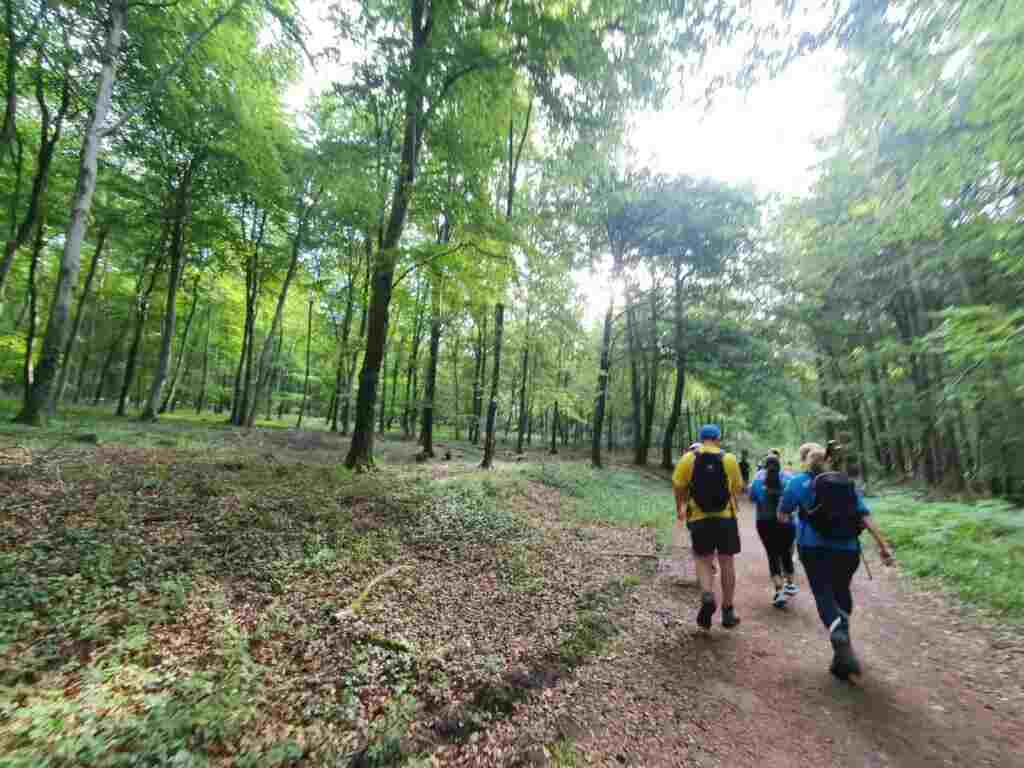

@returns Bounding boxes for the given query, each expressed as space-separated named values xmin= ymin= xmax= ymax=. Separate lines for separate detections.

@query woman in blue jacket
xmin=779 ymin=443 xmax=893 ymax=681
xmin=749 ymin=454 xmax=798 ymax=608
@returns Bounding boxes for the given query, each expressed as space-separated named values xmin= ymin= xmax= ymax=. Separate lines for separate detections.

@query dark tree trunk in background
xmin=480 ymin=303 xmax=504 ymax=469
xmin=470 ymin=312 xmax=487 ymax=444
xmin=142 ymin=158 xmax=197 ymax=422
xmin=516 ymin=345 xmax=529 ymax=454
xmin=625 ymin=298 xmax=643 ymax=465
xmin=297 ymin=294 xmax=314 ymax=429
xmin=591 ymin=302 xmax=613 ymax=468
xmin=19 ymin=219 xmax=44 ymax=406
xmin=197 ymin=305 xmax=212 ymax=414
xmin=55 ymin=224 xmax=108 ymax=407
xmin=420 ymin=307 xmax=441 ymax=458
xmin=159 ymin=275 xmax=200 ymax=414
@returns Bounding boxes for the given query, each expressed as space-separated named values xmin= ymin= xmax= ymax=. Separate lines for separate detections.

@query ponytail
xmin=764 ymin=455 xmax=782 ymax=491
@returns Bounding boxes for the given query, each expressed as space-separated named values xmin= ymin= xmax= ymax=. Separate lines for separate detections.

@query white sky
xmin=287 ymin=1 xmax=846 ymax=321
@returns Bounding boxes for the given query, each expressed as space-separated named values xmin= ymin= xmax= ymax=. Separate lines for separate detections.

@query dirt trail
xmin=494 ymin=499 xmax=1024 ymax=768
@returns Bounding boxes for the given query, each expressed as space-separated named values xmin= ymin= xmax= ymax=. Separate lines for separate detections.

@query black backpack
xmin=690 ymin=452 xmax=731 ymax=515
xmin=808 ymin=471 xmax=863 ymax=538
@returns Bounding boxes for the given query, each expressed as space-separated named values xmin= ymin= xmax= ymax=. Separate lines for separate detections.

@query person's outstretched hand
xmin=879 ymin=542 xmax=895 ymax=566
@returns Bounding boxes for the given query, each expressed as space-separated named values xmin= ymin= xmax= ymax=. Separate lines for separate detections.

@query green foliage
xmin=527 ymin=463 xmax=671 ymax=544
xmin=872 ymin=494 xmax=1024 ymax=622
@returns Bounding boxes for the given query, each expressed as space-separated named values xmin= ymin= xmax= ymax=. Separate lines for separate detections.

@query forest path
xmin=524 ymin=499 xmax=1024 ymax=768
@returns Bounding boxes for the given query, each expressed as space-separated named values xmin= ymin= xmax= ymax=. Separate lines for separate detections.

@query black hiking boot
xmin=721 ymin=605 xmax=741 ymax=629
xmin=696 ymin=592 xmax=716 ymax=631
xmin=830 ymin=626 xmax=861 ymax=681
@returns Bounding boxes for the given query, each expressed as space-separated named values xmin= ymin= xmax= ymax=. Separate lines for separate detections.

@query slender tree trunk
xmin=344 ymin=0 xmax=432 ymax=469
xmin=141 ymin=159 xmax=197 ymax=421
xmin=15 ymin=0 xmax=125 ymax=425
xmin=197 ymin=304 xmax=212 ymax=414
xmin=159 ymin=275 xmax=200 ymax=414
xmin=20 ymin=219 xmax=44 ymax=406
xmin=591 ymin=303 xmax=613 ymax=468
xmin=93 ymin=338 xmax=118 ymax=405
xmin=625 ymin=296 xmax=643 ymax=465
xmin=662 ymin=256 xmax=685 ymax=469
xmin=297 ymin=294 xmax=314 ymax=429
xmin=388 ymin=336 xmax=402 ymax=430
xmin=419 ymin=300 xmax=442 ymax=458
xmin=117 ymin=246 xmax=166 ymax=416
xmin=471 ymin=312 xmax=487 ymax=444
xmin=55 ymin=225 xmax=108 ymax=407
xmin=516 ymin=345 xmax=529 ymax=454
xmin=480 ymin=303 xmax=504 ymax=469
xmin=248 ymin=195 xmax=318 ymax=428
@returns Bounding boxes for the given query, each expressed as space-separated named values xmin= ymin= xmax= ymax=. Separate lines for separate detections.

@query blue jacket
xmin=749 ymin=469 xmax=794 ymax=523
xmin=779 ymin=470 xmax=870 ymax=551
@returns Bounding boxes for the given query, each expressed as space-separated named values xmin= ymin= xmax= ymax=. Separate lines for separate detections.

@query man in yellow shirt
xmin=673 ymin=424 xmax=744 ymax=630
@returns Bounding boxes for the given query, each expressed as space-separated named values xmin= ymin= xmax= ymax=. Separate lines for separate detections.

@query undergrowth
xmin=526 ymin=463 xmax=672 ymax=546
xmin=872 ymin=493 xmax=1024 ymax=622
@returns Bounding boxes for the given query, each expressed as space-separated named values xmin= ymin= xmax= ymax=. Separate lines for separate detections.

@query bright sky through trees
xmin=287 ymin=0 xmax=844 ymax=321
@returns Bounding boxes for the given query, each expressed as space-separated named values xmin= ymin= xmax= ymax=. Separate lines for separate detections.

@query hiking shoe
xmin=830 ymin=628 xmax=861 ymax=681
xmin=696 ymin=593 xmax=716 ymax=630
xmin=772 ymin=590 xmax=787 ymax=609
xmin=784 ymin=581 xmax=799 ymax=596
xmin=722 ymin=606 xmax=741 ymax=628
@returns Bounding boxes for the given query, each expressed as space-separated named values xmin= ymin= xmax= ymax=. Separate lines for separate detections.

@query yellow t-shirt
xmin=672 ymin=445 xmax=743 ymax=521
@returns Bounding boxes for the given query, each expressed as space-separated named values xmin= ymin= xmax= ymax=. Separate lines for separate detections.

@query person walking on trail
xmin=672 ymin=424 xmax=744 ymax=631
xmin=749 ymin=454 xmax=798 ymax=608
xmin=739 ymin=450 xmax=752 ymax=492
xmin=778 ymin=442 xmax=894 ymax=681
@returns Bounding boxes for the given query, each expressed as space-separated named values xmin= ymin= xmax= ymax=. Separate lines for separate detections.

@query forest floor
xmin=1 ymin=411 xmax=1023 ymax=767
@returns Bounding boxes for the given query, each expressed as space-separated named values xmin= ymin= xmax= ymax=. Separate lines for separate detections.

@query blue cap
xmin=699 ymin=424 xmax=722 ymax=441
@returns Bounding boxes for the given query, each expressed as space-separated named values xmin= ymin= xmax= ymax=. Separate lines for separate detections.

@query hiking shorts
xmin=688 ymin=517 xmax=741 ymax=557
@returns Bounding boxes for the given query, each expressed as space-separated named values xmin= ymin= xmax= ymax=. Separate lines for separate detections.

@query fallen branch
xmin=335 ymin=563 xmax=411 ymax=619
xmin=596 ymin=552 xmax=660 ymax=560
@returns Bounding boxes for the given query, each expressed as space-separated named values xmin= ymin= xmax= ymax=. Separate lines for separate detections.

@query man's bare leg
xmin=718 ymin=554 xmax=741 ymax=628
xmin=696 ymin=554 xmax=717 ymax=595
xmin=718 ymin=554 xmax=736 ymax=607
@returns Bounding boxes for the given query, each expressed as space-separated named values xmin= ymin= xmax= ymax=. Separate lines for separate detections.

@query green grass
xmin=526 ymin=463 xmax=673 ymax=545
xmin=872 ymin=493 xmax=1024 ymax=622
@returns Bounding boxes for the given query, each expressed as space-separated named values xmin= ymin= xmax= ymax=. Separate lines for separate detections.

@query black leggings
xmin=756 ymin=520 xmax=795 ymax=580
xmin=799 ymin=547 xmax=861 ymax=630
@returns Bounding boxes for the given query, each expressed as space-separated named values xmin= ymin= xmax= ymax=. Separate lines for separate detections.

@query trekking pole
xmin=861 ymin=550 xmax=873 ymax=581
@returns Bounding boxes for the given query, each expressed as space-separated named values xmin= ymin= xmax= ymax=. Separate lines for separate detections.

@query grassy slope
xmin=871 ymin=493 xmax=1024 ymax=622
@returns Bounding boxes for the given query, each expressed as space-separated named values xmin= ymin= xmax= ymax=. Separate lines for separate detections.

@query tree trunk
xmin=297 ymin=294 xmax=314 ymax=428
xmin=248 ymin=193 xmax=318 ymax=428
xmin=20 ymin=218 xmax=45 ymax=406
xmin=1 ymin=44 xmax=70 ymax=301
xmin=419 ymin=301 xmax=442 ymax=458
xmin=470 ymin=311 xmax=487 ymax=444
xmin=14 ymin=0 xmax=125 ymax=425
xmin=141 ymin=159 xmax=197 ymax=422
xmin=93 ymin=338 xmax=118 ymax=405
xmin=516 ymin=345 xmax=529 ymax=454
xmin=625 ymin=297 xmax=643 ymax=465
xmin=591 ymin=303 xmax=613 ymax=468
xmin=117 ymin=246 xmax=166 ymax=416
xmin=160 ymin=275 xmax=200 ymax=414
xmin=662 ymin=254 xmax=686 ymax=469
xmin=480 ymin=303 xmax=504 ymax=469
xmin=54 ymin=224 xmax=108 ymax=407
xmin=344 ymin=0 xmax=431 ymax=469
xmin=197 ymin=304 xmax=212 ymax=413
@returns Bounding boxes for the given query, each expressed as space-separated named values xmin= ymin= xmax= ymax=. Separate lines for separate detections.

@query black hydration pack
xmin=690 ymin=452 xmax=731 ymax=515
xmin=808 ymin=471 xmax=864 ymax=538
